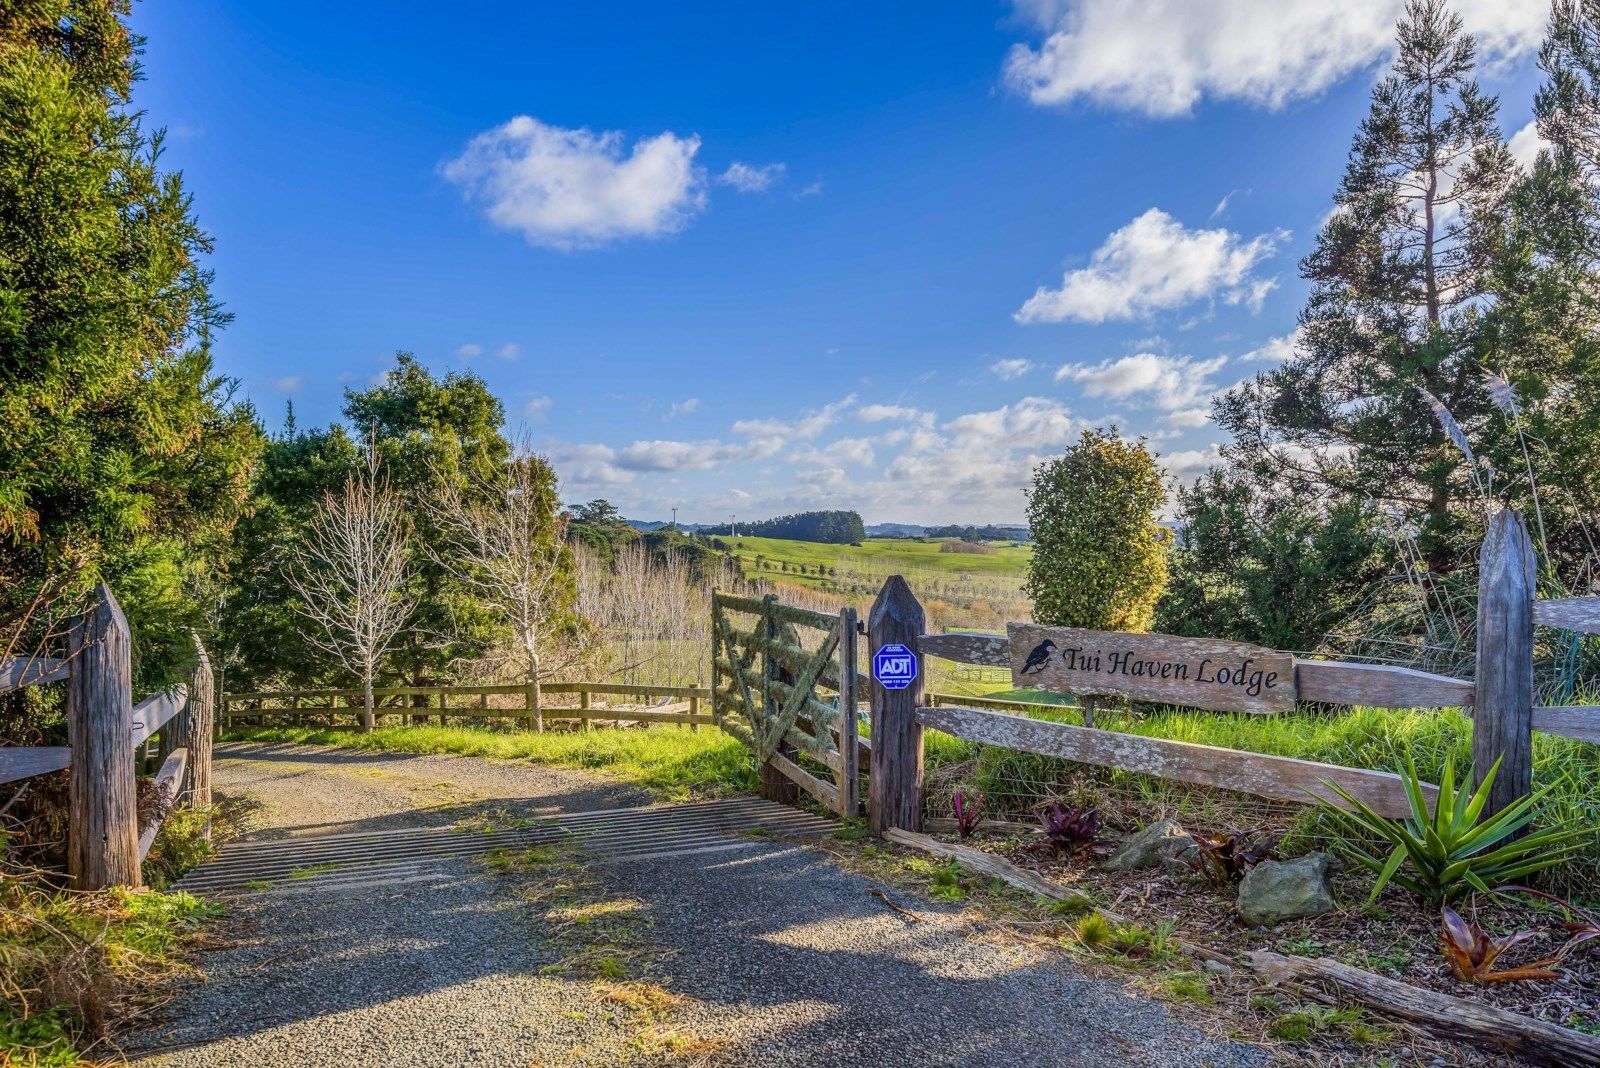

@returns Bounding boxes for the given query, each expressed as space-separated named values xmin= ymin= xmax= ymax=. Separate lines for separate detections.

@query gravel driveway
xmin=126 ymin=742 xmax=1269 ymax=1067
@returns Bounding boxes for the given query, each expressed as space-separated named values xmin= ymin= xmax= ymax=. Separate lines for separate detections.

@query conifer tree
xmin=1216 ymin=0 xmax=1514 ymax=574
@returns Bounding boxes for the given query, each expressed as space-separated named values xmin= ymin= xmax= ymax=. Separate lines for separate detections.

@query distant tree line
xmin=924 ymin=524 xmax=1029 ymax=542
xmin=735 ymin=510 xmax=866 ymax=544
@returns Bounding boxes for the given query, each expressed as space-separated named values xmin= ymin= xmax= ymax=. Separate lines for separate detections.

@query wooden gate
xmin=711 ymin=592 xmax=860 ymax=817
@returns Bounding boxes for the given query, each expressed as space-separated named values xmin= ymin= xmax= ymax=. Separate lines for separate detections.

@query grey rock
xmin=1236 ymin=853 xmax=1339 ymax=927
xmin=1100 ymin=818 xmax=1198 ymax=872
xmin=1200 ymin=958 xmax=1233 ymax=978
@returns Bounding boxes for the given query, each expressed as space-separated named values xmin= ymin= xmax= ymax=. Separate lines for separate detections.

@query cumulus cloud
xmin=1237 ymin=328 xmax=1301 ymax=363
xmin=441 ymin=116 xmax=705 ymax=249
xmin=989 ymin=358 xmax=1037 ymax=380
xmin=1015 ymin=209 xmax=1287 ymax=324
xmin=1004 ymin=0 xmax=1545 ymax=118
xmin=618 ymin=439 xmax=753 ymax=472
xmin=857 ymin=404 xmax=929 ymax=424
xmin=717 ymin=161 xmax=786 ymax=193
xmin=1057 ymin=352 xmax=1227 ymax=410
xmin=732 ymin=395 xmax=856 ymax=443
xmin=1163 ymin=407 xmax=1212 ymax=429
xmin=454 ymin=344 xmax=483 ymax=361
xmin=666 ymin=398 xmax=700 ymax=420
xmin=1508 ymin=119 xmax=1551 ymax=172
xmin=524 ymin=396 xmax=553 ymax=421
xmin=1160 ymin=444 xmax=1226 ymax=484
xmin=495 ymin=343 xmax=521 ymax=360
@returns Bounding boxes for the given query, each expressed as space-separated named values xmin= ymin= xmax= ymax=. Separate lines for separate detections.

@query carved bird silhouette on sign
xmin=1020 ymin=639 xmax=1056 ymax=675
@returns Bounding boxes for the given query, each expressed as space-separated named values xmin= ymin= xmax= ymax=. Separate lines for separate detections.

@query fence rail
xmin=221 ymin=681 xmax=714 ymax=732
xmin=867 ymin=510 xmax=1599 ymax=834
xmin=0 ymin=585 xmax=215 ymax=889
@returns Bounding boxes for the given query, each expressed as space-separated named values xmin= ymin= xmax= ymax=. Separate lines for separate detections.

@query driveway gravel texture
xmin=126 ymin=741 xmax=1271 ymax=1067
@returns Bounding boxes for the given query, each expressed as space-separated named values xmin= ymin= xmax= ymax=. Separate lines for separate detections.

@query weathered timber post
xmin=579 ymin=686 xmax=592 ymax=731
xmin=68 ymin=584 xmax=141 ymax=890
xmin=760 ymin=595 xmax=800 ymax=804
xmin=689 ymin=693 xmax=699 ymax=733
xmin=869 ymin=576 xmax=924 ymax=835
xmin=1474 ymin=509 xmax=1536 ymax=817
xmin=182 ymin=635 xmax=215 ymax=827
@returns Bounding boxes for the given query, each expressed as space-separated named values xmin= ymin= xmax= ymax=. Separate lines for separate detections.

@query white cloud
xmin=666 ymin=398 xmax=700 ymax=420
xmin=1236 ymin=328 xmax=1301 ymax=364
xmin=1004 ymin=0 xmax=1546 ymax=118
xmin=454 ymin=344 xmax=483 ymax=361
xmin=732 ymin=394 xmax=856 ymax=443
xmin=272 ymin=375 xmax=302 ymax=392
xmin=1160 ymin=444 xmax=1226 ymax=484
xmin=1508 ymin=119 xmax=1551 ymax=172
xmin=796 ymin=181 xmax=823 ymax=198
xmin=989 ymin=358 xmax=1037 ymax=380
xmin=717 ymin=161 xmax=786 ymax=193
xmin=1015 ymin=209 xmax=1287 ymax=324
xmin=944 ymin=396 xmax=1080 ymax=450
xmin=549 ymin=442 xmax=632 ymax=486
xmin=619 ymin=439 xmax=753 ymax=472
xmin=441 ymin=116 xmax=705 ymax=249
xmin=524 ymin=396 xmax=553 ymax=421
xmin=495 ymin=343 xmax=521 ymax=360
xmin=1163 ymin=407 xmax=1212 ymax=429
xmin=1056 ymin=352 xmax=1227 ymax=410
xmin=857 ymin=404 xmax=929 ymax=424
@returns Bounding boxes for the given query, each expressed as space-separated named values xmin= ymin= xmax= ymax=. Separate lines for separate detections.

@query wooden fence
xmin=220 ymin=680 xmax=713 ymax=732
xmin=869 ymin=510 xmax=1600 ymax=829
xmin=0 ymin=585 xmax=215 ymax=890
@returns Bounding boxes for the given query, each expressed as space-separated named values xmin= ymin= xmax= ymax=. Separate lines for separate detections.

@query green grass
xmin=1 ymin=882 xmax=219 ymax=1066
xmin=724 ymin=534 xmax=1030 ymax=586
xmin=227 ymin=724 xmax=762 ymax=801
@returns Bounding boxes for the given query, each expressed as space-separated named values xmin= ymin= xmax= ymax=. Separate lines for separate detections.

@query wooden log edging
xmin=883 ymin=828 xmax=1096 ymax=908
xmin=916 ymin=704 xmax=1432 ymax=818
xmin=1245 ymin=950 xmax=1600 ymax=1066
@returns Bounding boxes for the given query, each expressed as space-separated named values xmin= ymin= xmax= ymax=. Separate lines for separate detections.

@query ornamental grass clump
xmin=1315 ymin=754 xmax=1588 ymax=906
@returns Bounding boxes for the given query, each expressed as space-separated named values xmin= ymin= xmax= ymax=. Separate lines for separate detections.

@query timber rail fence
xmin=0 ymin=584 xmax=215 ymax=890
xmin=221 ymin=681 xmax=713 ymax=732
xmin=870 ymin=509 xmax=1600 ymax=829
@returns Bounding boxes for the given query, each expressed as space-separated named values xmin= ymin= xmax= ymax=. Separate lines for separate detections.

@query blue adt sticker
xmin=872 ymin=644 xmax=918 ymax=690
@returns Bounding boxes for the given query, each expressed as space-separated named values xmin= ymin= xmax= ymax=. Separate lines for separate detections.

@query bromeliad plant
xmin=1500 ymin=885 xmax=1600 ymax=960
xmin=1033 ymin=802 xmax=1104 ymax=858
xmin=1187 ymin=830 xmax=1275 ymax=886
xmin=1316 ymin=755 xmax=1588 ymax=907
xmin=952 ymin=791 xmax=983 ymax=840
xmin=1439 ymin=906 xmax=1562 ymax=983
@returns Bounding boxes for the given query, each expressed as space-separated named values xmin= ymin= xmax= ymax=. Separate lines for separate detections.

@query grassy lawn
xmin=226 ymin=724 xmax=762 ymax=801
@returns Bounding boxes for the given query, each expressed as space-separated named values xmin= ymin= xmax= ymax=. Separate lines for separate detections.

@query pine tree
xmin=0 ymin=1 xmax=260 ymax=686
xmin=1216 ymin=0 xmax=1515 ymax=574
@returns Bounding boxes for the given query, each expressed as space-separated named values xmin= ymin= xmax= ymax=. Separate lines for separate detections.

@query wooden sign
xmin=1007 ymin=623 xmax=1296 ymax=714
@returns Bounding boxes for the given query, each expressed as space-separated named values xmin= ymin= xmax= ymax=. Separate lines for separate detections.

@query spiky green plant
xmin=1315 ymin=755 xmax=1589 ymax=906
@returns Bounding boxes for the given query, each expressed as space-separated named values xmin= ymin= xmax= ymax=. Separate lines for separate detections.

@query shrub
xmin=1315 ymin=754 xmax=1588 ymax=906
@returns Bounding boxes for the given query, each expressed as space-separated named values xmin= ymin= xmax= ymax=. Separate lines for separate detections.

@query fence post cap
xmin=869 ymin=575 xmax=923 ymax=633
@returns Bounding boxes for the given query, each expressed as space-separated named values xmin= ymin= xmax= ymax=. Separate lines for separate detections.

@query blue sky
xmin=132 ymin=1 xmax=1548 ymax=525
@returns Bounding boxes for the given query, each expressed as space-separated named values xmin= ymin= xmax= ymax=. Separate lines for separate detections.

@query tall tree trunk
xmin=361 ymin=669 xmax=375 ymax=734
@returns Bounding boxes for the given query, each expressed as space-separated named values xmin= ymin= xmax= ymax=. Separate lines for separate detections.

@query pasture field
xmin=722 ymin=535 xmax=1030 ymax=584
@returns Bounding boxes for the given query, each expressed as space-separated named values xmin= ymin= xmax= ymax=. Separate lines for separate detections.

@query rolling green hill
xmin=721 ymin=535 xmax=1030 ymax=584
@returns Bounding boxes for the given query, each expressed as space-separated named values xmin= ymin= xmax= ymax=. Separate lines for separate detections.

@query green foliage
xmin=340 ymin=354 xmax=511 ymax=683
xmin=1025 ymin=428 xmax=1168 ymax=631
xmin=219 ymin=423 xmax=362 ymax=689
xmin=1217 ymin=0 xmax=1513 ymax=575
xmin=732 ymin=510 xmax=866 ymax=544
xmin=1314 ymin=754 xmax=1589 ymax=906
xmin=0 ymin=879 xmax=218 ymax=1064
xmin=1156 ymin=469 xmax=1391 ymax=651
xmin=0 ymin=0 xmax=260 ymax=688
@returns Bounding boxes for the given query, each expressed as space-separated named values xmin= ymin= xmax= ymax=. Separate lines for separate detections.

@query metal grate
xmin=173 ymin=797 xmax=835 ymax=895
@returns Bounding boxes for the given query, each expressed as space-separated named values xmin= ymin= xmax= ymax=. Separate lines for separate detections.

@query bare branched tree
xmin=285 ymin=454 xmax=414 ymax=732
xmin=429 ymin=441 xmax=576 ymax=731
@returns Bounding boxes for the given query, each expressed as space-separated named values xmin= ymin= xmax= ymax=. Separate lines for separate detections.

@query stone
xmin=1099 ymin=818 xmax=1198 ymax=872
xmin=1236 ymin=853 xmax=1339 ymax=927
xmin=1199 ymin=958 xmax=1233 ymax=979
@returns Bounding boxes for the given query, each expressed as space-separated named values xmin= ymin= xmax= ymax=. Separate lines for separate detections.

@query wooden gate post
xmin=1474 ymin=509 xmax=1536 ymax=817
xmin=182 ymin=635 xmax=215 ymax=827
xmin=67 ymin=584 xmax=141 ymax=890
xmin=760 ymin=594 xmax=801 ymax=804
xmin=869 ymin=576 xmax=924 ymax=835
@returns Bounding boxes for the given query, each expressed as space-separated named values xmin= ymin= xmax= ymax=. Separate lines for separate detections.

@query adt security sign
xmin=872 ymin=643 xmax=918 ymax=690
